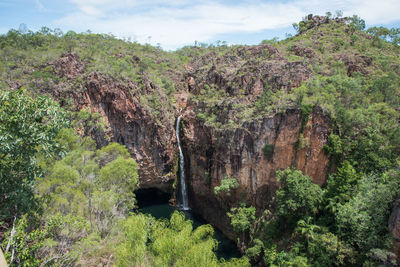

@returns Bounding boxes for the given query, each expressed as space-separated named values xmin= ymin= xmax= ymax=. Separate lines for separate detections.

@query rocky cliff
xmin=17 ymin=15 xmax=372 ymax=239
xmin=51 ymin=54 xmax=177 ymax=193
xmin=176 ymin=41 xmax=331 ymax=236
xmin=2 ymin=13 xmax=399 ymax=264
xmin=181 ymin=107 xmax=330 ymax=237
xmin=390 ymin=199 xmax=400 ymax=263
xmin=48 ymin=42 xmax=332 ymax=238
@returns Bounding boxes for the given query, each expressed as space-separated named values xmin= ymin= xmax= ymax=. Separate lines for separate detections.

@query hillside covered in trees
xmin=0 ymin=13 xmax=400 ymax=266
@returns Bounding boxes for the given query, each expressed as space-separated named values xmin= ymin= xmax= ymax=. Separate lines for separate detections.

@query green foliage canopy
xmin=276 ymin=169 xmax=323 ymax=220
xmin=228 ymin=204 xmax=256 ymax=234
xmin=214 ymin=175 xmax=240 ymax=196
xmin=0 ymin=89 xmax=68 ymax=220
xmin=335 ymin=172 xmax=399 ymax=254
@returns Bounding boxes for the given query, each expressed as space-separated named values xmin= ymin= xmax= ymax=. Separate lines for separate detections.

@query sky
xmin=1 ymin=0 xmax=400 ymax=50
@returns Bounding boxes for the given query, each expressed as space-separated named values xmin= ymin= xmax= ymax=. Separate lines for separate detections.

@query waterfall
xmin=176 ymin=115 xmax=189 ymax=210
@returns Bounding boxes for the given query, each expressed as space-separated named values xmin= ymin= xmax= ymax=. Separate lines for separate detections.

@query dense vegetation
xmin=0 ymin=13 xmax=399 ymax=266
xmin=0 ymin=97 xmax=249 ymax=266
xmin=215 ymin=15 xmax=400 ymax=266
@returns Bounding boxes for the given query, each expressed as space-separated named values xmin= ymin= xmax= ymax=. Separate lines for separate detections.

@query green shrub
xmin=214 ymin=175 xmax=239 ymax=196
xmin=262 ymin=144 xmax=274 ymax=158
xmin=300 ymin=104 xmax=313 ymax=133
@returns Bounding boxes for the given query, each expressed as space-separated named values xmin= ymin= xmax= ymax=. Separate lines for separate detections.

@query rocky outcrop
xmin=52 ymin=53 xmax=85 ymax=79
xmin=82 ymin=73 xmax=176 ymax=192
xmin=186 ymin=45 xmax=312 ymax=98
xmin=297 ymin=15 xmax=349 ymax=35
xmin=334 ymin=53 xmax=373 ymax=76
xmin=290 ymin=45 xmax=315 ymax=59
xmin=181 ymin=107 xmax=330 ymax=237
xmin=50 ymin=54 xmax=177 ymax=192
xmin=177 ymin=44 xmax=327 ymax=239
xmin=48 ymin=50 xmax=331 ymax=238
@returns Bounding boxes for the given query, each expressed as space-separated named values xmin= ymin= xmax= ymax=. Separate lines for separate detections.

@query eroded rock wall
xmin=51 ymin=54 xmax=177 ymax=192
xmin=50 ymin=52 xmax=331 ymax=238
xmin=181 ymin=107 xmax=330 ymax=237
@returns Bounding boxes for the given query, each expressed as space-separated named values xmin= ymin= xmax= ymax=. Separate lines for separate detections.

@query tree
xmin=228 ymin=204 xmax=256 ymax=234
xmin=228 ymin=204 xmax=256 ymax=245
xmin=307 ymin=231 xmax=355 ymax=266
xmin=96 ymin=142 xmax=130 ymax=165
xmin=294 ymin=217 xmax=320 ymax=248
xmin=335 ymin=10 xmax=343 ymax=18
xmin=348 ymin=15 xmax=365 ymax=31
xmin=276 ymin=169 xmax=323 ymax=221
xmin=335 ymin=172 xmax=399 ymax=257
xmin=367 ymin=26 xmax=390 ymax=47
xmin=98 ymin=156 xmax=139 ymax=212
xmin=1 ymin=215 xmax=46 ymax=266
xmin=214 ymin=175 xmax=239 ymax=196
xmin=325 ymin=161 xmax=359 ymax=204
xmin=114 ymin=214 xmax=150 ymax=266
xmin=35 ymin=139 xmax=142 ymax=264
xmin=115 ymin=211 xmax=250 ymax=267
xmin=0 ymin=89 xmax=68 ymax=220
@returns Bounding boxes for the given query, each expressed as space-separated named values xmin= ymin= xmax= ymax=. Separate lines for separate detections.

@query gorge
xmin=1 ymin=14 xmax=400 ymax=266
xmin=48 ymin=45 xmax=331 ymax=240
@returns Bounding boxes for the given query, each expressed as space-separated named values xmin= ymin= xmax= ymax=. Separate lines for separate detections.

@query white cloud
xmin=79 ymin=5 xmax=104 ymax=17
xmin=349 ymin=0 xmax=400 ymax=24
xmin=58 ymin=1 xmax=305 ymax=49
xmin=56 ymin=0 xmax=400 ymax=49
xmin=293 ymin=0 xmax=400 ymax=25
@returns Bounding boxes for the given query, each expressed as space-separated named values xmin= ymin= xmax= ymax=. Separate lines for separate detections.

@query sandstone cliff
xmin=2 ymin=13 xmax=399 ymax=264
xmin=47 ymin=44 xmax=333 ymax=238
xmin=181 ymin=107 xmax=330 ymax=237
xmin=51 ymin=54 xmax=177 ymax=193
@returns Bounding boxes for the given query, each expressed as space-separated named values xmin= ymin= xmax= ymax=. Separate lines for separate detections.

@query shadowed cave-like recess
xmin=134 ymin=187 xmax=240 ymax=260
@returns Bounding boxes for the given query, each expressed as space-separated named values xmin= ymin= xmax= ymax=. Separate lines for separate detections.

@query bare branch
xmin=5 ymin=216 xmax=16 ymax=253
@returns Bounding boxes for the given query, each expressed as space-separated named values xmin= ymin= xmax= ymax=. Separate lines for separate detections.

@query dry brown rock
xmin=187 ymin=45 xmax=311 ymax=98
xmin=47 ymin=49 xmax=330 ymax=239
xmin=52 ymin=53 xmax=85 ymax=79
xmin=335 ymin=53 xmax=373 ymax=76
xmin=290 ymin=45 xmax=315 ymax=59
xmin=181 ymin=107 xmax=330 ymax=238
xmin=298 ymin=15 xmax=349 ymax=34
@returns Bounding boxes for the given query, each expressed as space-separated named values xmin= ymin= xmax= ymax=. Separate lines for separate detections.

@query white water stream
xmin=176 ymin=115 xmax=189 ymax=210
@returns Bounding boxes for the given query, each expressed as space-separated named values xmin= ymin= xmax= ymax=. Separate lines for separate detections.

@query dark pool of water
xmin=136 ymin=189 xmax=240 ymax=260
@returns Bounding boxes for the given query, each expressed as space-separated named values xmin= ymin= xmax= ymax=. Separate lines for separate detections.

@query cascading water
xmin=176 ymin=115 xmax=189 ymax=210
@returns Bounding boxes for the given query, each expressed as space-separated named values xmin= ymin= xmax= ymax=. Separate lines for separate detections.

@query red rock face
xmin=50 ymin=54 xmax=177 ymax=192
xmin=49 ymin=52 xmax=331 ymax=238
xmin=83 ymin=74 xmax=177 ymax=192
xmin=52 ymin=53 xmax=85 ymax=79
xmin=186 ymin=45 xmax=312 ymax=97
xmin=181 ymin=107 xmax=330 ymax=238
xmin=295 ymin=110 xmax=331 ymax=185
xmin=334 ymin=54 xmax=372 ymax=76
